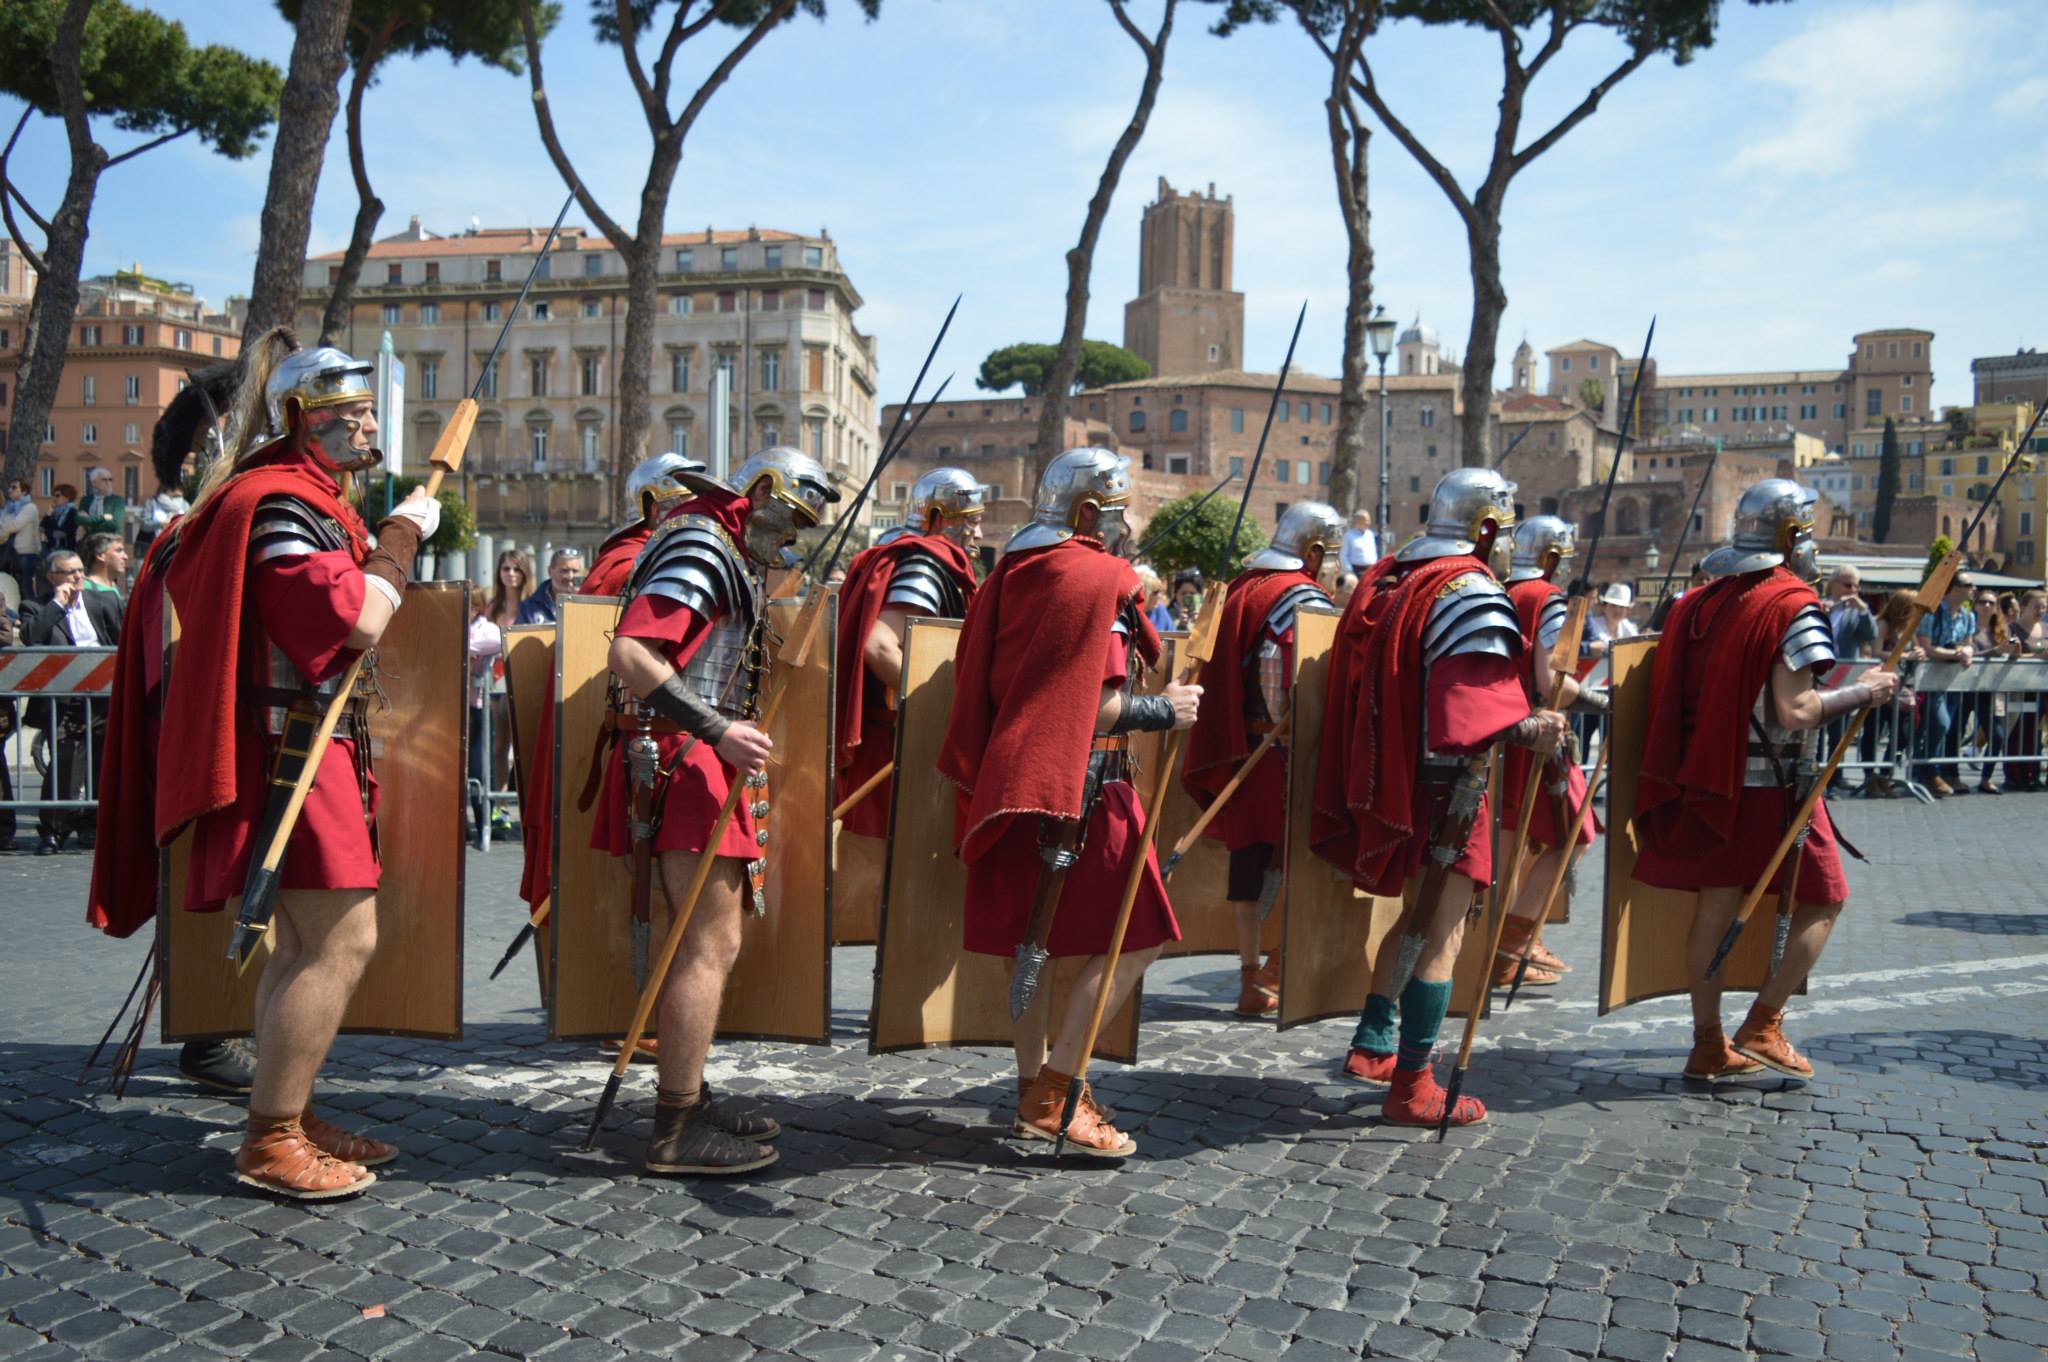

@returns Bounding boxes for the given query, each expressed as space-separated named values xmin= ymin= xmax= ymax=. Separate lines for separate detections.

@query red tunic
xmin=591 ymin=495 xmax=760 ymax=862
xmin=89 ymin=527 xmax=177 ymax=936
xmin=1500 ymin=578 xmax=1596 ymax=854
xmin=833 ymin=534 xmax=977 ymax=839
xmin=1312 ymin=556 xmax=1529 ymax=897
xmin=1182 ymin=568 xmax=1323 ymax=852
xmin=1634 ymin=567 xmax=1848 ymax=905
xmin=173 ymin=464 xmax=379 ymax=912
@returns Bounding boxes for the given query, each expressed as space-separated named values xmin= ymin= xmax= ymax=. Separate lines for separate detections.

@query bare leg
xmin=1412 ymin=871 xmax=1474 ymax=984
xmin=1686 ymin=887 xmax=1741 ymax=1034
xmin=1231 ymin=903 xmax=1263 ymax=970
xmin=653 ymin=854 xmax=746 ymax=1098
xmin=1046 ymin=944 xmax=1164 ymax=1075
xmin=1508 ymin=848 xmax=1564 ymax=922
xmin=251 ymin=902 xmax=302 ymax=1046
xmin=247 ymin=889 xmax=378 ymax=1118
xmin=1757 ymin=899 xmax=1841 ymax=1011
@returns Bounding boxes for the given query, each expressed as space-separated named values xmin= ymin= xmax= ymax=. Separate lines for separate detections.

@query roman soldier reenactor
xmin=833 ymin=468 xmax=982 ymax=921
xmin=1313 ymin=468 xmax=1567 ymax=1128
xmin=146 ymin=331 xmax=441 ymax=1198
xmin=1494 ymin=515 xmax=1606 ymax=987
xmin=518 ymin=450 xmax=704 ymax=989
xmin=1181 ymin=500 xmax=1340 ymax=1017
xmin=938 ymin=448 xmax=1200 ymax=1158
xmin=596 ymin=447 xmax=837 ymax=1175
xmin=1634 ymin=479 xmax=1896 ymax=1081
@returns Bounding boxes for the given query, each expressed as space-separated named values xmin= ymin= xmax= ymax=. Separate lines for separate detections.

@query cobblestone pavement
xmin=2 ymin=793 xmax=2045 ymax=1362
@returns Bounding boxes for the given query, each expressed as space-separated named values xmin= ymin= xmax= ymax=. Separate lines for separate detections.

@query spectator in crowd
xmin=2005 ymin=590 xmax=2046 ymax=791
xmin=1340 ymin=509 xmax=1379 ymax=576
xmin=466 ymin=586 xmax=506 ymax=843
xmin=1825 ymin=566 xmax=1878 ymax=792
xmin=77 ymin=467 xmax=124 ymax=541
xmin=0 ymin=602 xmax=15 ymax=847
xmin=1142 ymin=576 xmax=1174 ymax=634
xmin=1969 ymin=587 xmax=2014 ymax=793
xmin=481 ymin=549 xmax=531 ymax=833
xmin=1868 ymin=590 xmax=1926 ymax=799
xmin=23 ymin=549 xmax=122 ymax=853
xmin=515 ymin=546 xmax=584 ymax=624
xmin=135 ymin=477 xmax=188 ymax=557
xmin=1167 ymin=568 xmax=1203 ymax=631
xmin=39 ymin=483 xmax=79 ymax=575
xmin=1913 ymin=571 xmax=1975 ymax=797
xmin=82 ymin=533 xmax=130 ymax=599
xmin=1 ymin=477 xmax=38 ymax=605
xmin=1584 ymin=582 xmax=1639 ymax=655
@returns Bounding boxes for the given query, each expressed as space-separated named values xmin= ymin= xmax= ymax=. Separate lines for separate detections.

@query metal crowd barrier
xmin=0 ymin=645 xmax=117 ymax=827
xmin=1827 ymin=656 xmax=2048 ymax=803
xmin=468 ymin=670 xmax=523 ymax=852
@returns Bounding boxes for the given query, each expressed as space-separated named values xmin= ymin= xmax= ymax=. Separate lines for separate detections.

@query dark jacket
xmin=21 ymin=589 xmax=122 ymax=730
xmin=514 ymin=581 xmax=560 ymax=626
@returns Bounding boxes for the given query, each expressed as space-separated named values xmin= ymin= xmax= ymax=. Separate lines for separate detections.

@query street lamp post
xmin=1367 ymin=305 xmax=1397 ymax=543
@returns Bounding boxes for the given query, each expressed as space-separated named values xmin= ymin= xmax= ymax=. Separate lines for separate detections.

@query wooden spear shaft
xmin=832 ymin=761 xmax=893 ymax=822
xmin=1160 ymin=704 xmax=1290 ymax=879
xmin=1501 ymin=738 xmax=1610 ymax=1011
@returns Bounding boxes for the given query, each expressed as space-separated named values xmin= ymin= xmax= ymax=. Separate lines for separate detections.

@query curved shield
xmin=868 ymin=617 xmax=1141 ymax=1064
xmin=547 ymin=594 xmax=832 ymax=1044
xmin=160 ymin=581 xmax=467 ymax=1040
xmin=502 ymin=623 xmax=555 ymax=1000
xmin=1277 ymin=606 xmax=1491 ymax=1028
xmin=1599 ymin=635 xmax=1774 ymax=1012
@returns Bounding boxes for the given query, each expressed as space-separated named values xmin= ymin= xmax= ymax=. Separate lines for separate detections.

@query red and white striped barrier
xmin=0 ymin=646 xmax=118 ymax=699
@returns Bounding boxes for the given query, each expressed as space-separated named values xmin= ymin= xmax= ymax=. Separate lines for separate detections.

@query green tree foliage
xmin=978 ymin=340 xmax=1152 ymax=396
xmin=1874 ymin=416 xmax=1901 ymax=544
xmin=1138 ymin=489 xmax=1268 ymax=580
xmin=1924 ymin=534 xmax=1952 ymax=584
xmin=385 ymin=473 xmax=477 ymax=554
xmin=1577 ymin=377 xmax=1605 ymax=413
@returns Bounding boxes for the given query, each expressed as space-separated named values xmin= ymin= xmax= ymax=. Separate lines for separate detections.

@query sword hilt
xmin=582 ymin=1071 xmax=624 ymax=1152
xmin=1436 ymin=1066 xmax=1467 ymax=1143
xmin=1703 ymin=919 xmax=1744 ymax=981
xmin=488 ymin=923 xmax=535 ymax=981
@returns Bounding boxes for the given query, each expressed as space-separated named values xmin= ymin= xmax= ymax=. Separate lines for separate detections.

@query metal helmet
xmin=1007 ymin=447 xmax=1133 ymax=554
xmin=1246 ymin=500 xmax=1343 ymax=573
xmin=1396 ymin=467 xmax=1519 ymax=564
xmin=1507 ymin=515 xmax=1577 ymax=583
xmin=1700 ymin=477 xmax=1818 ymax=579
xmin=906 ymin=466 xmax=988 ymax=544
xmin=626 ymin=450 xmax=707 ymax=525
xmin=265 ymin=345 xmax=374 ymax=432
xmin=732 ymin=445 xmax=839 ymax=567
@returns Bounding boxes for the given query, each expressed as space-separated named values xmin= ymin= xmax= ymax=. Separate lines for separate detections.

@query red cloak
xmin=1636 ymin=567 xmax=1816 ymax=855
xmin=86 ymin=527 xmax=179 ymax=936
xmin=158 ymin=451 xmax=368 ymax=843
xmin=938 ymin=537 xmax=1160 ymax=863
xmin=1500 ymin=577 xmax=1596 ymax=853
xmin=517 ymin=522 xmax=649 ymax=911
xmin=833 ymin=532 xmax=976 ymax=838
xmin=1182 ymin=566 xmax=1322 ymax=851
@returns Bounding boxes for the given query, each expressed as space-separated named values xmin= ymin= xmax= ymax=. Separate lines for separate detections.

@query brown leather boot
xmin=1234 ymin=963 xmax=1279 ymax=1017
xmin=1014 ymin=1067 xmax=1135 ymax=1158
xmin=1733 ymin=1005 xmax=1813 ymax=1078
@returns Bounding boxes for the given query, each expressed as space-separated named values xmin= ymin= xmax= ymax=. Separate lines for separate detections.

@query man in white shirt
xmin=24 ymin=550 xmax=122 ymax=853
xmin=1340 ymin=510 xmax=1379 ymax=575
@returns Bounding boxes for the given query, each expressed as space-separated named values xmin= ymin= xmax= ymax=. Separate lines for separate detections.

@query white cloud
xmin=1992 ymin=74 xmax=2048 ymax=117
xmin=1732 ymin=0 xmax=1986 ymax=176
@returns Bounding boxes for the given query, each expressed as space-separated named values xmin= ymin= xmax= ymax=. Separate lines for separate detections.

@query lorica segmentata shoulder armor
xmin=1262 ymin=582 xmax=1330 ymax=643
xmin=626 ymin=513 xmax=764 ymax=720
xmin=1779 ymin=602 xmax=1836 ymax=674
xmin=1535 ymin=589 xmax=1568 ymax=651
xmin=246 ymin=494 xmax=355 ymax=733
xmin=883 ymin=545 xmax=969 ymax=618
xmin=1421 ymin=571 xmax=1521 ymax=666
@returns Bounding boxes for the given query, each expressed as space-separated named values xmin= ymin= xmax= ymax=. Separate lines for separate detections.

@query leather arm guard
xmin=1571 ymin=686 xmax=1611 ymax=715
xmin=1428 ymin=750 xmax=1492 ymax=869
xmin=644 ymin=670 xmax=733 ymax=746
xmin=361 ymin=516 xmax=422 ymax=605
xmin=1814 ymin=681 xmax=1876 ymax=723
xmin=1503 ymin=711 xmax=1566 ymax=752
xmin=1108 ymin=692 xmax=1178 ymax=735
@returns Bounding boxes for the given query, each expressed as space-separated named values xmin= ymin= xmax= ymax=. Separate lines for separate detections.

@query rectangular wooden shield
xmin=1599 ymin=634 xmax=1774 ymax=1013
xmin=869 ymin=617 xmax=1141 ymax=1064
xmin=1151 ymin=631 xmax=1282 ymax=961
xmin=160 ymin=581 xmax=467 ymax=1041
xmin=1276 ymin=607 xmax=1493 ymax=1029
xmin=831 ymin=824 xmax=885 ymax=947
xmin=548 ymin=593 xmax=832 ymax=1044
xmin=502 ymin=623 xmax=555 ymax=1000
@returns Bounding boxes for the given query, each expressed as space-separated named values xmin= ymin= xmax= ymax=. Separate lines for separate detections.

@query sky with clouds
xmin=5 ymin=0 xmax=2041 ymax=412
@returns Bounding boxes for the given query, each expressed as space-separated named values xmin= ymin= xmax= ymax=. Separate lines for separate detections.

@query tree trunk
xmin=1457 ymin=209 xmax=1506 ymax=468
xmin=318 ymin=37 xmax=387 ymax=346
xmin=613 ymin=134 xmax=683 ymax=511
xmin=3 ymin=0 xmax=103 ymax=490
xmin=1032 ymin=0 xmax=1175 ymax=484
xmin=243 ymin=0 xmax=351 ymax=344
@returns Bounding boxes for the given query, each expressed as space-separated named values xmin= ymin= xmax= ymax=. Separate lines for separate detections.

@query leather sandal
xmin=1342 ymin=1047 xmax=1397 ymax=1085
xmin=1528 ymin=936 xmax=1570 ymax=973
xmin=701 ymin=1084 xmax=781 ymax=1142
xmin=1012 ymin=1073 xmax=1115 ymax=1133
xmin=1014 ymin=1067 xmax=1135 ymax=1158
xmin=645 ymin=1099 xmax=778 ymax=1176
xmin=1733 ymin=1007 xmax=1813 ymax=1078
xmin=1234 ymin=964 xmax=1279 ymax=1017
xmin=233 ymin=1122 xmax=376 ymax=1200
xmin=1682 ymin=1030 xmax=1765 ymax=1082
xmin=1382 ymin=1068 xmax=1487 ymax=1128
xmin=300 ymin=1107 xmax=398 ymax=1167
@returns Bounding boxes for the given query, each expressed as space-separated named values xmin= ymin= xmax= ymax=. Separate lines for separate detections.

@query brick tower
xmin=1123 ymin=178 xmax=1245 ymax=378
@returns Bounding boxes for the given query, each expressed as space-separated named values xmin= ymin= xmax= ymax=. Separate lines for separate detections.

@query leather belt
xmin=605 ymin=711 xmax=690 ymax=737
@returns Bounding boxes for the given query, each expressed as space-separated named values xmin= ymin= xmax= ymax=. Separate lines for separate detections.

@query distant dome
xmin=1399 ymin=315 xmax=1437 ymax=347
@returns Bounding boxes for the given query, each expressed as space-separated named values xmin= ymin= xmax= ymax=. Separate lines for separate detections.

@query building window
xmin=529 ymin=426 xmax=549 ymax=465
xmin=2023 ymin=511 xmax=2034 ymax=536
xmin=1426 ymin=444 xmax=1438 ymax=460
xmin=1705 ymin=407 xmax=1717 ymax=423
xmin=1420 ymin=407 xmax=1435 ymax=429
xmin=803 ymin=246 xmax=823 ymax=268
xmin=672 ymin=293 xmax=692 ymax=315
xmin=670 ymin=351 xmax=690 ymax=391
xmin=39 ymin=468 xmax=52 ymax=496
xmin=1901 ymin=374 xmax=1914 ymax=387
xmin=1320 ymin=403 xmax=1332 ymax=424
xmin=720 ymin=246 xmax=738 ymax=270
xmin=1900 ymin=394 xmax=1913 ymax=413
xmin=124 ymin=374 xmax=139 ymax=404
xmin=420 ymin=358 xmax=438 ymax=400
xmin=807 ymin=417 xmax=825 ymax=458
xmin=1853 ymin=442 xmax=1866 ymax=458
xmin=81 ymin=375 xmax=96 ymax=406
xmin=530 ymin=355 xmax=549 ymax=396
xmin=382 ymin=303 xmax=401 ymax=324
xmin=80 ymin=324 xmax=100 ymax=345
xmin=1228 ymin=455 xmax=1244 ymax=477
xmin=675 ymin=249 xmax=693 ymax=272
xmin=1167 ymin=454 xmax=1190 ymax=475
xmin=807 ymin=288 xmax=826 ymax=311
xmin=421 ymin=302 xmax=440 ymax=324
xmin=1408 ymin=475 xmax=1421 ymax=492
xmin=482 ymin=301 xmax=501 ymax=322
xmin=81 ymin=422 xmax=97 ymax=444
xmin=532 ymin=301 xmax=550 ymax=321
xmin=1129 ymin=410 xmax=1146 ymax=433
xmin=123 ymin=422 xmax=138 ymax=443
xmin=534 ymin=256 xmax=551 ymax=280
xmin=486 ymin=260 xmax=502 ymax=281
xmin=1276 ymin=402 xmax=1288 ymax=424
xmin=1319 ymin=462 xmax=1331 ymax=484
xmin=1169 ymin=409 xmax=1188 ymax=433
xmin=716 ymin=351 xmax=736 ymax=383
xmin=762 ymin=351 xmax=780 ymax=389
xmin=761 ymin=289 xmax=781 ymax=312
xmin=717 ymin=291 xmax=736 ymax=313
xmin=581 ymin=299 xmax=600 ymax=318
xmin=580 ymin=423 xmax=600 ymax=468
xmin=1908 ymin=440 xmax=1922 ymax=455
xmin=1299 ymin=400 xmax=1311 ymax=421
xmin=1800 ymin=403 xmax=1816 ymax=420
xmin=425 ymin=261 xmax=439 ymax=283
xmin=580 ymin=355 xmax=600 ymax=396
xmin=583 ymin=253 xmax=603 ymax=277
xmin=122 ymin=323 xmax=142 ymax=344
xmin=764 ymin=245 xmax=781 ymax=269
xmin=1834 ymin=402 xmax=1847 ymax=419
xmin=1229 ymin=407 xmax=1244 ymax=433
xmin=123 ymin=466 xmax=138 ymax=499
xmin=1866 ymin=389 xmax=1881 ymax=417
xmin=1559 ymin=357 xmax=1571 ymax=372
xmin=668 ymin=424 xmax=689 ymax=459
xmin=478 ymin=358 xmax=497 ymax=398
